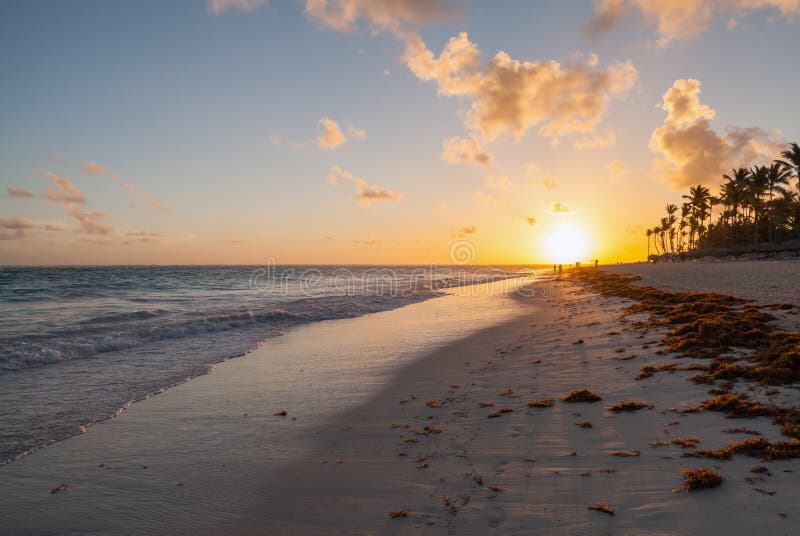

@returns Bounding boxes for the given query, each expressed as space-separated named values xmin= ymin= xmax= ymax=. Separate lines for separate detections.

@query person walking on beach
xmin=595 ymin=259 xmax=599 ymax=268
xmin=558 ymin=264 xmax=563 ymax=275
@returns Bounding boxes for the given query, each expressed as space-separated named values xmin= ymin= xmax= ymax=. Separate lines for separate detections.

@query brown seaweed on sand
xmin=389 ymin=510 xmax=409 ymax=518
xmin=609 ymin=450 xmax=640 ymax=457
xmin=562 ymin=389 xmax=602 ymax=403
xmin=680 ymin=468 xmax=724 ymax=492
xmin=683 ymin=438 xmax=800 ymax=461
xmin=609 ymin=400 xmax=654 ymax=413
xmin=51 ymin=483 xmax=69 ymax=494
xmin=587 ymin=503 xmax=614 ymax=516
xmin=527 ymin=398 xmax=555 ymax=408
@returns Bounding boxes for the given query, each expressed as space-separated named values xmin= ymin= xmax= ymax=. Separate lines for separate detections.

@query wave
xmin=0 ymin=294 xmax=433 ymax=373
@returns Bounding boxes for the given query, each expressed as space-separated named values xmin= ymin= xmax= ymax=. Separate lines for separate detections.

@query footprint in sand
xmin=492 ymin=460 xmax=510 ymax=474
xmin=487 ymin=506 xmax=507 ymax=528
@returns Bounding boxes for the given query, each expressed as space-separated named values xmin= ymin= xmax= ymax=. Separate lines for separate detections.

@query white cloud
xmin=208 ymin=0 xmax=267 ymax=15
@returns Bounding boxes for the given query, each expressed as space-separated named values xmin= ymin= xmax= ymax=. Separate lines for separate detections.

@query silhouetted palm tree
xmin=649 ymin=141 xmax=800 ymax=259
xmin=765 ymin=163 xmax=792 ymax=243
xmin=778 ymin=142 xmax=800 ymax=189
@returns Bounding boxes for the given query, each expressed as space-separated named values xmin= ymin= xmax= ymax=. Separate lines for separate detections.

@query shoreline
xmin=2 ymin=264 xmax=799 ymax=534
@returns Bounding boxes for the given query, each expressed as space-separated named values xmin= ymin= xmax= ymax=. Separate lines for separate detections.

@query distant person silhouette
xmin=595 ymin=259 xmax=599 ymax=268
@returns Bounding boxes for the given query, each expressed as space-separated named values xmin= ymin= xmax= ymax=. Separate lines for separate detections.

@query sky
xmin=1 ymin=0 xmax=798 ymax=265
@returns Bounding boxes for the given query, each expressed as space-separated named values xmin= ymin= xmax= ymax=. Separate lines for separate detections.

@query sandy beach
xmin=2 ymin=262 xmax=799 ymax=535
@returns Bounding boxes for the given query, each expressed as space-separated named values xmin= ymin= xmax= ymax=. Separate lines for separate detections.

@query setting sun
xmin=545 ymin=224 xmax=590 ymax=264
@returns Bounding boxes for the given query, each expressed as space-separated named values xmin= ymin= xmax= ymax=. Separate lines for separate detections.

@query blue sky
xmin=1 ymin=0 xmax=798 ymax=264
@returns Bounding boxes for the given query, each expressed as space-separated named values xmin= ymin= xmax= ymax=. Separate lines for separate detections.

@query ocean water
xmin=0 ymin=264 xmax=537 ymax=465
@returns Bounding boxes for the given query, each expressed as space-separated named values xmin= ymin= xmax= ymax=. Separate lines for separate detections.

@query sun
xmin=544 ymin=224 xmax=590 ymax=264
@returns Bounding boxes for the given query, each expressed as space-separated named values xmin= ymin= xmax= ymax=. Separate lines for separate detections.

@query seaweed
xmin=527 ymin=398 xmax=555 ymax=408
xmin=609 ymin=400 xmax=654 ymax=413
xmin=680 ymin=468 xmax=724 ymax=492
xmin=587 ymin=503 xmax=614 ymax=516
xmin=562 ymin=389 xmax=602 ymax=403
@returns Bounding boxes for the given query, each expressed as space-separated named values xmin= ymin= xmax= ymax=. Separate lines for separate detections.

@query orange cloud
xmin=327 ymin=165 xmax=403 ymax=209
xmin=649 ymin=79 xmax=783 ymax=188
xmin=41 ymin=172 xmax=86 ymax=206
xmin=0 ymin=217 xmax=33 ymax=240
xmin=404 ymin=32 xmax=637 ymax=145
xmin=548 ymin=202 xmax=575 ymax=216
xmin=441 ymin=135 xmax=492 ymax=166
xmin=82 ymin=161 xmax=108 ymax=175
xmin=71 ymin=208 xmax=112 ymax=235
xmin=585 ymin=0 xmax=800 ymax=46
xmin=317 ymin=117 xmax=347 ymax=149
xmin=450 ymin=225 xmax=478 ymax=238
xmin=303 ymin=0 xmax=460 ymax=34
xmin=7 ymin=187 xmax=34 ymax=198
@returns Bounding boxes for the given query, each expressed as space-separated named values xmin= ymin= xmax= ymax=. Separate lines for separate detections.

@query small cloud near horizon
xmin=548 ymin=202 xmax=575 ymax=216
xmin=327 ymin=165 xmax=403 ymax=210
xmin=450 ymin=225 xmax=478 ymax=238
xmin=7 ymin=187 xmax=34 ymax=198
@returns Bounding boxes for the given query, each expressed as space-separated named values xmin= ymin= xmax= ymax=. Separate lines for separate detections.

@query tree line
xmin=647 ymin=142 xmax=800 ymax=259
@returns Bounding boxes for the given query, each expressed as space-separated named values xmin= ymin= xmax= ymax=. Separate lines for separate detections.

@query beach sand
xmin=2 ymin=263 xmax=799 ymax=534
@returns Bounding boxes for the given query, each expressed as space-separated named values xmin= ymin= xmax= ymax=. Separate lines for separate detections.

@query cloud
xmin=582 ymin=0 xmax=626 ymax=39
xmin=450 ymin=225 xmax=478 ymax=238
xmin=7 ymin=187 xmax=34 ymax=198
xmin=573 ymin=130 xmax=617 ymax=149
xmin=208 ymin=0 xmax=266 ymax=15
xmin=548 ymin=202 xmax=575 ymax=216
xmin=649 ymin=79 xmax=783 ymax=188
xmin=607 ymin=159 xmax=630 ymax=183
xmin=524 ymin=162 xmax=559 ymax=189
xmin=47 ymin=154 xmax=63 ymax=162
xmin=484 ymin=175 xmax=511 ymax=189
xmin=146 ymin=195 xmax=171 ymax=213
xmin=82 ymin=161 xmax=108 ymax=175
xmin=0 ymin=217 xmax=33 ymax=240
xmin=317 ymin=117 xmax=348 ymax=149
xmin=269 ymin=135 xmax=282 ymax=146
xmin=303 ymin=0 xmax=461 ymax=34
xmin=472 ymin=191 xmax=503 ymax=206
xmin=404 ymin=32 xmax=638 ymax=143
xmin=327 ymin=165 xmax=403 ymax=209
xmin=316 ymin=117 xmax=365 ymax=149
xmin=126 ymin=231 xmax=161 ymax=243
xmin=44 ymin=224 xmax=64 ymax=232
xmin=71 ymin=208 xmax=112 ymax=235
xmin=585 ymin=0 xmax=800 ymax=46
xmin=353 ymin=238 xmax=381 ymax=245
xmin=41 ymin=171 xmax=86 ymax=206
xmin=441 ymin=135 xmax=493 ymax=166
xmin=526 ymin=216 xmax=537 ymax=226
xmin=347 ymin=123 xmax=367 ymax=140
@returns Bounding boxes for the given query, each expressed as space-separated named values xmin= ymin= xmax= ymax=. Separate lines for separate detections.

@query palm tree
xmin=651 ymin=226 xmax=662 ymax=256
xmin=665 ymin=204 xmax=678 ymax=253
xmin=749 ymin=165 xmax=770 ymax=246
xmin=646 ymin=228 xmax=652 ymax=258
xmin=778 ymin=142 xmax=800 ymax=190
xmin=683 ymin=185 xmax=711 ymax=250
xmin=765 ymin=162 xmax=792 ymax=243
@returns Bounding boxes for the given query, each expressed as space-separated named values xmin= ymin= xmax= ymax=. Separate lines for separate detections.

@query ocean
xmin=0 ymin=264 xmax=538 ymax=465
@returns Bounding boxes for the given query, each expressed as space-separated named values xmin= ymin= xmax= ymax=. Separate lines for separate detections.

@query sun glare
xmin=544 ymin=224 xmax=590 ymax=264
